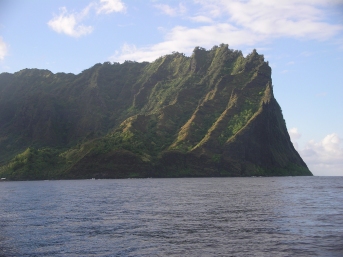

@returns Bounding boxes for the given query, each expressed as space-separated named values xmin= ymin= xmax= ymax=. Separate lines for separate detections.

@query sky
xmin=0 ymin=0 xmax=343 ymax=176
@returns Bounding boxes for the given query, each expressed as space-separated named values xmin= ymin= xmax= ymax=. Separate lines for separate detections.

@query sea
xmin=0 ymin=176 xmax=342 ymax=257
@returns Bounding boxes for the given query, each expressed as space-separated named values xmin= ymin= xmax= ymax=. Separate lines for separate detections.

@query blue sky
xmin=0 ymin=0 xmax=342 ymax=175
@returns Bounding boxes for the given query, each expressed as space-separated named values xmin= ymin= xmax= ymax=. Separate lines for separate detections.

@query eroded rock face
xmin=0 ymin=44 xmax=312 ymax=180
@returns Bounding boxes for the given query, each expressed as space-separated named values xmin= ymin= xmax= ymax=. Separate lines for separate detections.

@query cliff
xmin=0 ymin=44 xmax=312 ymax=179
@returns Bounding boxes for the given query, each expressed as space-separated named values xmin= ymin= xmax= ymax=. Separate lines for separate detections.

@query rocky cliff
xmin=0 ymin=44 xmax=312 ymax=179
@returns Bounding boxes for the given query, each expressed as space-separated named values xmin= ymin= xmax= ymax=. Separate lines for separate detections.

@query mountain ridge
xmin=0 ymin=44 xmax=312 ymax=179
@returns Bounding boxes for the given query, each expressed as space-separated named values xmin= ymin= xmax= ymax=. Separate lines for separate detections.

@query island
xmin=0 ymin=44 xmax=312 ymax=180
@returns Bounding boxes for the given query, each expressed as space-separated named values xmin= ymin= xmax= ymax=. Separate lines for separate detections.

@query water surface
xmin=0 ymin=177 xmax=342 ymax=256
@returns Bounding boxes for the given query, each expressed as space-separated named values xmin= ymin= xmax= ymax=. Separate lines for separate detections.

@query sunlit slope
xmin=0 ymin=45 xmax=312 ymax=179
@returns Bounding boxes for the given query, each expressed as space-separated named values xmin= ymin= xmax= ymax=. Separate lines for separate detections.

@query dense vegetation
xmin=0 ymin=44 xmax=312 ymax=180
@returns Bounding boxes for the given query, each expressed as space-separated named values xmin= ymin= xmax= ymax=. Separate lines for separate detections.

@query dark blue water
xmin=0 ymin=177 xmax=342 ymax=256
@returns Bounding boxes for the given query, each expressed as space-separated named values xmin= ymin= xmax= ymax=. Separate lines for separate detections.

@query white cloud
xmin=112 ymin=0 xmax=342 ymax=62
xmin=155 ymin=3 xmax=187 ymax=16
xmin=302 ymin=134 xmax=343 ymax=176
xmin=0 ymin=37 xmax=8 ymax=60
xmin=289 ymin=128 xmax=343 ymax=176
xmin=289 ymin=127 xmax=301 ymax=150
xmin=196 ymin=0 xmax=343 ymax=40
xmin=289 ymin=127 xmax=302 ymax=150
xmin=189 ymin=15 xmax=213 ymax=23
xmin=48 ymin=0 xmax=125 ymax=37
xmin=193 ymin=1 xmax=222 ymax=18
xmin=96 ymin=0 xmax=126 ymax=14
xmin=47 ymin=6 xmax=93 ymax=37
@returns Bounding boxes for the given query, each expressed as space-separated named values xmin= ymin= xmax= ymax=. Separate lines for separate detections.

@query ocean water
xmin=0 ymin=176 xmax=342 ymax=257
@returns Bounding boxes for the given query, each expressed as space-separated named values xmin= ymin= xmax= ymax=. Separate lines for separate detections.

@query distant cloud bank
xmin=289 ymin=128 xmax=343 ymax=176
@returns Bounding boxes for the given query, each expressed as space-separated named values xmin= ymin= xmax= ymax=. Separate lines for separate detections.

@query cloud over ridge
xmin=112 ymin=0 xmax=343 ymax=63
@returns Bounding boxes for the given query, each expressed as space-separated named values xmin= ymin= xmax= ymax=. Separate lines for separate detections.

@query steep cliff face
xmin=0 ymin=44 xmax=312 ymax=179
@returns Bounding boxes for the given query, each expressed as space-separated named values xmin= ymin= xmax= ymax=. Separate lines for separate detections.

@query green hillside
xmin=0 ymin=44 xmax=312 ymax=180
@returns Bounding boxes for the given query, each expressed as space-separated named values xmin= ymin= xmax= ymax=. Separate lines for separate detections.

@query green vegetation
xmin=0 ymin=147 xmax=66 ymax=180
xmin=218 ymin=109 xmax=254 ymax=144
xmin=0 ymin=44 xmax=312 ymax=180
